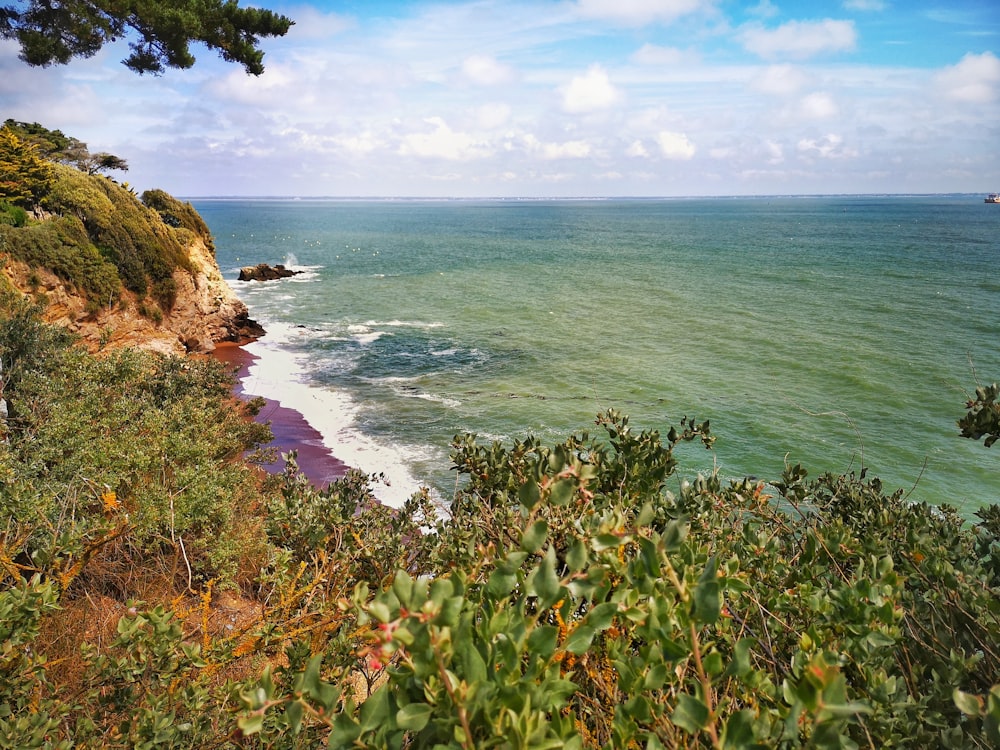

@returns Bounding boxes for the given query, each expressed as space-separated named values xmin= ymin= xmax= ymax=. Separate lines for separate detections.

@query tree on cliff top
xmin=0 ymin=124 xmax=54 ymax=207
xmin=0 ymin=0 xmax=293 ymax=75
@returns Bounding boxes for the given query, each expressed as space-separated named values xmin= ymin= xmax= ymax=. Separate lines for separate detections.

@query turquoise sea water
xmin=193 ymin=197 xmax=999 ymax=514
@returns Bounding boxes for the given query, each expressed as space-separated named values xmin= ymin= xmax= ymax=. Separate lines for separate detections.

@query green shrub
xmin=239 ymin=412 xmax=999 ymax=749
xmin=142 ymin=189 xmax=214 ymax=251
xmin=0 ymin=319 xmax=273 ymax=592
xmin=42 ymin=164 xmax=192 ymax=294
xmin=0 ymin=201 xmax=28 ymax=227
xmin=0 ymin=217 xmax=122 ymax=306
xmin=0 ymin=306 xmax=996 ymax=748
xmin=151 ymin=276 xmax=178 ymax=311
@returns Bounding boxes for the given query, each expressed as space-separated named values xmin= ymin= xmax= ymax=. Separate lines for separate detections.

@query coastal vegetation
xmin=0 ymin=307 xmax=997 ymax=747
xmin=0 ymin=122 xmax=997 ymax=747
xmin=1 ymin=121 xmax=203 ymax=315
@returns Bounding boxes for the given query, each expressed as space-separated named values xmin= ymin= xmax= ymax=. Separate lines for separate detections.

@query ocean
xmin=192 ymin=196 xmax=999 ymax=515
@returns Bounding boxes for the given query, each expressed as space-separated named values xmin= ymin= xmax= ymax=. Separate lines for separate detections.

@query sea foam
xmin=240 ymin=320 xmax=427 ymax=508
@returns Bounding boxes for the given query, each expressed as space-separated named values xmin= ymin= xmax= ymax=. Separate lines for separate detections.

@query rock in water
xmin=238 ymin=263 xmax=302 ymax=281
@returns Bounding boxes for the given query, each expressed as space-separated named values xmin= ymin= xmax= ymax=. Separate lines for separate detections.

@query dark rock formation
xmin=238 ymin=263 xmax=302 ymax=282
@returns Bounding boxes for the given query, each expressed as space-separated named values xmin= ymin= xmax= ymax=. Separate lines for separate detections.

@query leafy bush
xmin=0 ymin=201 xmax=28 ymax=227
xmin=239 ymin=413 xmax=999 ymax=749
xmin=41 ymin=164 xmax=192 ymax=297
xmin=0 ymin=310 xmax=996 ymax=748
xmin=961 ymin=383 xmax=1000 ymax=448
xmin=0 ymin=314 xmax=273 ymax=592
xmin=142 ymin=189 xmax=214 ymax=251
xmin=0 ymin=216 xmax=123 ymax=306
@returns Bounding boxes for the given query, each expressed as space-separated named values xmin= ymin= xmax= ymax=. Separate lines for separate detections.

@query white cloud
xmin=561 ymin=65 xmax=622 ymax=113
xmin=764 ymin=139 xmax=784 ymax=164
xmin=709 ymin=146 xmax=736 ymax=159
xmin=799 ymin=92 xmax=839 ymax=119
xmin=461 ymin=54 xmax=515 ymax=86
xmin=333 ymin=132 xmax=382 ymax=156
xmin=747 ymin=1 xmax=780 ymax=19
xmin=631 ymin=44 xmax=690 ymax=66
xmin=7 ymin=0 xmax=996 ymax=197
xmin=740 ymin=19 xmax=857 ymax=60
xmin=543 ymin=140 xmax=592 ymax=159
xmin=934 ymin=52 xmax=1000 ymax=104
xmin=575 ymin=0 xmax=711 ymax=26
xmin=398 ymin=117 xmax=493 ymax=160
xmin=522 ymin=134 xmax=593 ymax=160
xmin=656 ymin=131 xmax=696 ymax=159
xmin=282 ymin=7 xmax=353 ymax=40
xmin=797 ymin=133 xmax=855 ymax=159
xmin=475 ymin=102 xmax=511 ymax=129
xmin=752 ymin=64 xmax=810 ymax=95
xmin=626 ymin=139 xmax=650 ymax=157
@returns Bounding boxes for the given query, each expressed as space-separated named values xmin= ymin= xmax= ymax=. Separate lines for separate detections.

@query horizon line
xmin=180 ymin=192 xmax=989 ymax=201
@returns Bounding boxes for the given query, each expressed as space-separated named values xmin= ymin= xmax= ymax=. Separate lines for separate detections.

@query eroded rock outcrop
xmin=238 ymin=263 xmax=302 ymax=282
xmin=3 ymin=236 xmax=263 ymax=356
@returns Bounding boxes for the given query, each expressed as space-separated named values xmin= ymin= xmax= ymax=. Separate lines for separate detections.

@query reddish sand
xmin=211 ymin=342 xmax=349 ymax=488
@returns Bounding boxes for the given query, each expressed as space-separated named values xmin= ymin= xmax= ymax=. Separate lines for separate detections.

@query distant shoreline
xmin=211 ymin=341 xmax=349 ymax=488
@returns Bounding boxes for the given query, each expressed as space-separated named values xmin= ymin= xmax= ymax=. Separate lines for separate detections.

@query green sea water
xmin=194 ymin=196 xmax=999 ymax=513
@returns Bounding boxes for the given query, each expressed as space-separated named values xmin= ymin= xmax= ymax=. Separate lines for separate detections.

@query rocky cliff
xmin=0 ymin=166 xmax=263 ymax=355
xmin=2 ymin=235 xmax=262 ymax=355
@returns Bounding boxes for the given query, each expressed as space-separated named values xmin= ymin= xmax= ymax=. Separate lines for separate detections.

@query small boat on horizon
xmin=986 ymin=193 xmax=1000 ymax=203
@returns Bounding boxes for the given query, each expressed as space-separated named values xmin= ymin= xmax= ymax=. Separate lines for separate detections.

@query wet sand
xmin=211 ymin=342 xmax=349 ymax=488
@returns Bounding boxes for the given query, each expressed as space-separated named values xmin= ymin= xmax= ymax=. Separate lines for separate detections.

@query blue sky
xmin=2 ymin=0 xmax=998 ymax=197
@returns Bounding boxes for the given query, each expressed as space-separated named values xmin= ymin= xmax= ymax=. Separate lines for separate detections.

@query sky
xmin=2 ymin=0 xmax=999 ymax=197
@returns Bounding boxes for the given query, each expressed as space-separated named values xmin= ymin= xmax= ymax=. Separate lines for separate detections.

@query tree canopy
xmin=0 ymin=124 xmax=54 ymax=208
xmin=0 ymin=0 xmax=293 ymax=75
xmin=4 ymin=119 xmax=127 ymax=176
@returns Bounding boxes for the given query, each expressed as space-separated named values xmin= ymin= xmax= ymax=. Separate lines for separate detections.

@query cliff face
xmin=0 ymin=165 xmax=263 ymax=355
xmin=3 ymin=236 xmax=262 ymax=355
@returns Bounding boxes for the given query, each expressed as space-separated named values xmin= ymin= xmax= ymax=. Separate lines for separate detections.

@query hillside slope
xmin=1 ymin=150 xmax=261 ymax=354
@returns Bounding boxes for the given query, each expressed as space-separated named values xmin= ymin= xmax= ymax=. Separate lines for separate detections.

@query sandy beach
xmin=211 ymin=342 xmax=349 ymax=488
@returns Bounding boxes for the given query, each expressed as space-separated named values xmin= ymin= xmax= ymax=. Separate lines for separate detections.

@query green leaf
xmin=865 ymin=631 xmax=895 ymax=649
xmin=531 ymin=547 xmax=562 ymax=608
xmin=662 ymin=519 xmax=687 ymax=551
xmin=519 ymin=478 xmax=540 ymax=510
xmin=396 ymin=702 xmax=433 ymax=731
xmin=237 ymin=712 xmax=263 ymax=736
xmin=954 ymin=689 xmax=984 ymax=717
xmin=643 ymin=663 xmax=668 ymax=690
xmin=429 ymin=577 xmax=454 ymax=606
xmin=704 ymin=651 xmax=725 ymax=677
xmin=528 ymin=624 xmax=560 ymax=659
xmin=285 ymin=700 xmax=304 ymax=733
xmin=693 ymin=557 xmax=721 ymax=625
xmin=563 ymin=625 xmax=596 ymax=655
xmin=360 ymin=687 xmax=391 ymax=732
xmin=567 ymin=537 xmax=588 ymax=572
xmin=550 ymin=477 xmax=576 ymax=506
xmin=299 ymin=654 xmax=324 ymax=700
xmin=462 ymin=644 xmax=488 ymax=684
xmin=723 ymin=638 xmax=754 ymax=680
xmin=593 ymin=533 xmax=624 ymax=552
xmin=521 ymin=519 xmax=548 ymax=554
xmin=636 ymin=502 xmax=655 ymax=527
xmin=368 ymin=600 xmax=392 ymax=624
xmin=587 ymin=601 xmax=618 ymax=631
xmin=391 ymin=570 xmax=414 ymax=608
xmin=329 ymin=713 xmax=362 ymax=747
xmin=818 ymin=701 xmax=872 ymax=719
xmin=487 ymin=566 xmax=517 ymax=597
xmin=671 ymin=693 xmax=710 ymax=734
xmin=721 ymin=709 xmax=756 ymax=749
